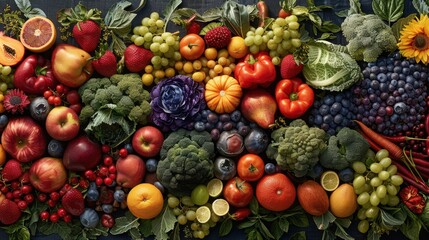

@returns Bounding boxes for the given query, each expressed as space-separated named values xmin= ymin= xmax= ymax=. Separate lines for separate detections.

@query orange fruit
xmin=227 ymin=36 xmax=248 ymax=59
xmin=255 ymin=173 xmax=296 ymax=212
xmin=20 ymin=16 xmax=57 ymax=53
xmin=329 ymin=183 xmax=357 ymax=218
xmin=127 ymin=183 xmax=164 ymax=219
xmin=0 ymin=144 xmax=6 ymax=166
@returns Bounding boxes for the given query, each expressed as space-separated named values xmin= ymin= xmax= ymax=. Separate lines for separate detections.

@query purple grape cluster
xmin=351 ymin=52 xmax=428 ymax=137
xmin=308 ymin=90 xmax=357 ymax=136
xmin=189 ymin=109 xmax=256 ymax=141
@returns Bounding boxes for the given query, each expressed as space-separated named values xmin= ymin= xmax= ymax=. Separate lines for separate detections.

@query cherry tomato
xmin=237 ymin=154 xmax=265 ymax=181
xmin=179 ymin=34 xmax=205 ymax=60
xmin=223 ymin=177 xmax=254 ymax=208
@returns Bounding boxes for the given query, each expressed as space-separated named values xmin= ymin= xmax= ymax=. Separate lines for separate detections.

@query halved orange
xmin=20 ymin=16 xmax=56 ymax=53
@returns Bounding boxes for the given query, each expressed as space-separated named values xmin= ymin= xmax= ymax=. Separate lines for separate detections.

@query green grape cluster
xmin=244 ymin=15 xmax=302 ymax=65
xmin=352 ymin=149 xmax=404 ymax=234
xmin=167 ymin=195 xmax=221 ymax=239
xmin=131 ymin=12 xmax=181 ymax=70
xmin=0 ymin=64 xmax=13 ymax=93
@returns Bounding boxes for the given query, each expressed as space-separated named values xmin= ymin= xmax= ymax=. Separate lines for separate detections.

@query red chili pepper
xmin=274 ymin=78 xmax=314 ymax=119
xmin=13 ymin=54 xmax=58 ymax=95
xmin=399 ymin=185 xmax=426 ymax=214
xmin=256 ymin=0 xmax=268 ymax=27
xmin=425 ymin=114 xmax=429 ymax=136
xmin=234 ymin=52 xmax=277 ymax=89
xmin=230 ymin=208 xmax=251 ymax=221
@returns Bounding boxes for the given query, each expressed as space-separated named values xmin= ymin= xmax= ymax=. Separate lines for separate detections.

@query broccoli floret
xmin=157 ymin=129 xmax=215 ymax=196
xmin=341 ymin=13 xmax=397 ymax=62
xmin=266 ymin=119 xmax=327 ymax=177
xmin=115 ymin=96 xmax=134 ymax=116
xmin=319 ymin=127 xmax=370 ymax=170
xmin=77 ymin=73 xmax=152 ymax=147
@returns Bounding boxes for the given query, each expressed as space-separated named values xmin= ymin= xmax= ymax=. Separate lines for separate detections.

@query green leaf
xmin=367 ymin=228 xmax=381 ymax=240
xmin=247 ymin=229 xmax=264 ymax=240
xmin=170 ymin=223 xmax=180 ymax=240
xmin=199 ymin=22 xmax=223 ymax=35
xmin=152 ymin=205 xmax=177 ymax=240
xmin=290 ymin=231 xmax=307 ymax=240
xmin=238 ymin=219 xmax=257 ymax=229
xmin=288 ymin=213 xmax=309 ymax=228
xmin=348 ymin=0 xmax=363 ymax=15
xmin=162 ymin=0 xmax=183 ymax=32
xmin=201 ymin=8 xmax=222 ymax=22
xmin=221 ymin=0 xmax=255 ymax=38
xmin=138 ymin=219 xmax=153 ymax=237
xmin=334 ymin=221 xmax=354 ymax=240
xmin=372 ymin=0 xmax=405 ymax=23
xmin=129 ymin=227 xmax=142 ymax=240
xmin=335 ymin=218 xmax=352 ymax=228
xmin=400 ymin=216 xmax=422 ymax=240
xmin=14 ymin=0 xmax=46 ymax=17
xmin=412 ymin=0 xmax=429 ymax=14
xmin=292 ymin=6 xmax=309 ymax=16
xmin=391 ymin=14 xmax=417 ymax=40
xmin=249 ymin=197 xmax=259 ymax=215
xmin=257 ymin=220 xmax=275 ymax=239
xmin=219 ymin=218 xmax=233 ymax=237
xmin=322 ymin=230 xmax=336 ymax=240
xmin=110 ymin=216 xmax=140 ymax=235
xmin=380 ymin=207 xmax=406 ymax=228
xmin=278 ymin=217 xmax=290 ymax=233
xmin=84 ymin=226 xmax=109 ymax=239
xmin=313 ymin=211 xmax=336 ymax=230
xmin=39 ymin=222 xmax=72 ymax=239
xmin=127 ymin=0 xmax=147 ymax=13
xmin=270 ymin=220 xmax=283 ymax=240
xmin=104 ymin=1 xmax=136 ymax=37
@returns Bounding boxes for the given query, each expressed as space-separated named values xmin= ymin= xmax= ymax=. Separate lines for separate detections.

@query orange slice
xmin=20 ymin=16 xmax=56 ymax=53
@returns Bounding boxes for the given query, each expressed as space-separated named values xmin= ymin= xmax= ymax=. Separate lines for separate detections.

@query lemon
xmin=320 ymin=171 xmax=340 ymax=191
xmin=191 ymin=184 xmax=209 ymax=206
xmin=211 ymin=198 xmax=230 ymax=217
xmin=196 ymin=206 xmax=211 ymax=223
xmin=207 ymin=178 xmax=223 ymax=198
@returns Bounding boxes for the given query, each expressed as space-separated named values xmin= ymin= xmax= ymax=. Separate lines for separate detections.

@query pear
xmin=240 ymin=89 xmax=277 ymax=129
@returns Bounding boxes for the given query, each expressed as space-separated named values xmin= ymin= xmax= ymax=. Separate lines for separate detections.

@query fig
xmin=216 ymin=130 xmax=244 ymax=157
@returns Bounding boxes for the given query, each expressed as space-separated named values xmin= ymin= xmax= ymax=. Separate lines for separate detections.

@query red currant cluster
xmin=0 ymin=176 xmax=34 ymax=211
xmin=37 ymin=188 xmax=73 ymax=223
xmin=84 ymin=157 xmax=117 ymax=187
xmin=43 ymin=84 xmax=82 ymax=113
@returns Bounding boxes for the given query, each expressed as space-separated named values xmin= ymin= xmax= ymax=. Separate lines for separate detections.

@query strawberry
xmin=57 ymin=3 xmax=102 ymax=52
xmin=0 ymin=199 xmax=22 ymax=225
xmin=280 ymin=54 xmax=304 ymax=79
xmin=204 ymin=26 xmax=232 ymax=49
xmin=187 ymin=21 xmax=201 ymax=35
xmin=2 ymin=159 xmax=23 ymax=182
xmin=61 ymin=187 xmax=85 ymax=216
xmin=92 ymin=50 xmax=117 ymax=77
xmin=73 ymin=20 xmax=101 ymax=52
xmin=124 ymin=44 xmax=154 ymax=73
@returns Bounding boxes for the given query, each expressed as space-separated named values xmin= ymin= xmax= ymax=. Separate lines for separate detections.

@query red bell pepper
xmin=13 ymin=54 xmax=57 ymax=95
xmin=399 ymin=185 xmax=426 ymax=214
xmin=274 ymin=78 xmax=314 ymax=119
xmin=234 ymin=52 xmax=276 ymax=88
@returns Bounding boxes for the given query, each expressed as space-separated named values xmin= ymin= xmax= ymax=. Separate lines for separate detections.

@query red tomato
xmin=179 ymin=34 xmax=205 ymax=60
xmin=237 ymin=154 xmax=265 ymax=181
xmin=223 ymin=177 xmax=254 ymax=208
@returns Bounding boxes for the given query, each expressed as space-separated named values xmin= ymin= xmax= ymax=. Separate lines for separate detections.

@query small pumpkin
xmin=205 ymin=75 xmax=242 ymax=114
xmin=0 ymin=32 xmax=25 ymax=66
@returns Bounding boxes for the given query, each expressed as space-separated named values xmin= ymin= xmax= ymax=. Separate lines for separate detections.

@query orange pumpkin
xmin=205 ymin=75 xmax=242 ymax=113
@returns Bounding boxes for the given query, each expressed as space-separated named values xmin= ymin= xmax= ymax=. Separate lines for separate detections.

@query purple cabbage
xmin=150 ymin=75 xmax=205 ymax=132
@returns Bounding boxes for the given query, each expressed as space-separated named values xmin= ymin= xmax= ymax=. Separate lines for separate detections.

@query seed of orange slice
xmin=20 ymin=16 xmax=57 ymax=53
xmin=320 ymin=171 xmax=340 ymax=191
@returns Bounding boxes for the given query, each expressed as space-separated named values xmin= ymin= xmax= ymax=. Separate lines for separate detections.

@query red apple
xmin=29 ymin=157 xmax=67 ymax=193
xmin=63 ymin=134 xmax=102 ymax=171
xmin=116 ymin=154 xmax=146 ymax=188
xmin=132 ymin=126 xmax=164 ymax=158
xmin=1 ymin=116 xmax=46 ymax=163
xmin=45 ymin=106 xmax=80 ymax=141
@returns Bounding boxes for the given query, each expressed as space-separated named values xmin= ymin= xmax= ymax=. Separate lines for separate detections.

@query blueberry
xmin=0 ymin=114 xmax=8 ymax=128
xmin=102 ymin=204 xmax=113 ymax=214
xmin=80 ymin=208 xmax=99 ymax=228
xmin=154 ymin=181 xmax=165 ymax=194
xmin=339 ymin=168 xmax=354 ymax=183
xmin=307 ymin=163 xmax=324 ymax=179
xmin=114 ymin=189 xmax=125 ymax=202
xmin=230 ymin=110 xmax=241 ymax=122
xmin=146 ymin=158 xmax=158 ymax=173
xmin=86 ymin=188 xmax=99 ymax=201
xmin=194 ymin=121 xmax=205 ymax=131
xmin=124 ymin=142 xmax=134 ymax=154
xmin=264 ymin=163 xmax=277 ymax=175
xmin=47 ymin=139 xmax=65 ymax=158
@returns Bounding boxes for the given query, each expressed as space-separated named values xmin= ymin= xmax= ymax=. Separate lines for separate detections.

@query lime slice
xmin=196 ymin=206 xmax=211 ymax=223
xmin=207 ymin=178 xmax=223 ymax=198
xmin=321 ymin=171 xmax=340 ymax=191
xmin=211 ymin=198 xmax=230 ymax=217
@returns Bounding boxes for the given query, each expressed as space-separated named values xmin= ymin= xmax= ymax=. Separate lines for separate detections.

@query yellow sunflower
xmin=397 ymin=15 xmax=429 ymax=64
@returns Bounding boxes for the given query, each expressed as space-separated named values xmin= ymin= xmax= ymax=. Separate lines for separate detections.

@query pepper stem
xmin=289 ymin=92 xmax=298 ymax=101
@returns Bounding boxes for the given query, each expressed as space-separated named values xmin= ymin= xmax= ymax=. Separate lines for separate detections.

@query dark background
xmin=0 ymin=0 xmax=425 ymax=239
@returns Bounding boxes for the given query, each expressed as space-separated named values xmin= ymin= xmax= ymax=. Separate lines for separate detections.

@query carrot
xmin=354 ymin=120 xmax=404 ymax=161
xmin=379 ymin=134 xmax=407 ymax=143
xmin=257 ymin=0 xmax=268 ymax=27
